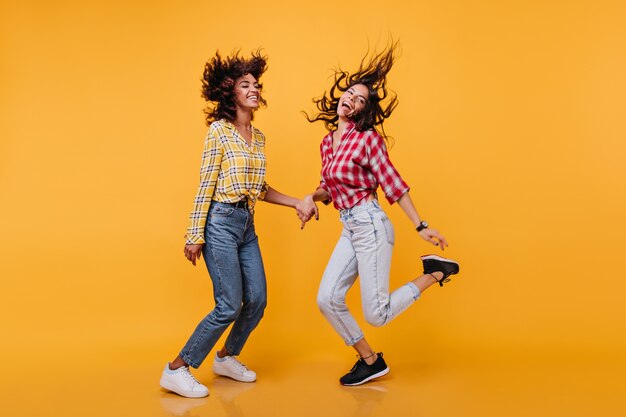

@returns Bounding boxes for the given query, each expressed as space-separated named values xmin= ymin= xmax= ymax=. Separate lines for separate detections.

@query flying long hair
xmin=201 ymin=50 xmax=268 ymax=125
xmin=306 ymin=41 xmax=399 ymax=144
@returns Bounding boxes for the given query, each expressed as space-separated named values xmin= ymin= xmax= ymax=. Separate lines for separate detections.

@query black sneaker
xmin=421 ymin=254 xmax=460 ymax=286
xmin=339 ymin=353 xmax=390 ymax=386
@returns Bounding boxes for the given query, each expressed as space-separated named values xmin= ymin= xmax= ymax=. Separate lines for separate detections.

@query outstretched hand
xmin=295 ymin=195 xmax=319 ymax=229
xmin=418 ymin=228 xmax=448 ymax=250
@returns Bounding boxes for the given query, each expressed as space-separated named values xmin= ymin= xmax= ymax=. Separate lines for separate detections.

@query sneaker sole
xmin=341 ymin=367 xmax=390 ymax=386
xmin=420 ymin=254 xmax=459 ymax=266
xmin=421 ymin=254 xmax=459 ymax=273
xmin=160 ymin=379 xmax=209 ymax=398
xmin=212 ymin=365 xmax=257 ymax=383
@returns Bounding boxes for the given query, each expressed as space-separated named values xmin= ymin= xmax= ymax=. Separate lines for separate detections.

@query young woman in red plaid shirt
xmin=301 ymin=42 xmax=461 ymax=386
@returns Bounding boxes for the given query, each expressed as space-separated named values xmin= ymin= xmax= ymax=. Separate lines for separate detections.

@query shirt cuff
xmin=317 ymin=183 xmax=332 ymax=205
xmin=185 ymin=234 xmax=206 ymax=245
xmin=257 ymin=182 xmax=269 ymax=201
xmin=385 ymin=185 xmax=410 ymax=205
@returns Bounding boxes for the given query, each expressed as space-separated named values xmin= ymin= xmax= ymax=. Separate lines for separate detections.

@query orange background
xmin=1 ymin=1 xmax=625 ymax=416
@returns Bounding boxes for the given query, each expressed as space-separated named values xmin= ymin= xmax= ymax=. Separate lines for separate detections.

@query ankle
xmin=217 ymin=347 xmax=231 ymax=359
xmin=430 ymin=271 xmax=443 ymax=281
xmin=169 ymin=361 xmax=185 ymax=371
xmin=360 ymin=352 xmax=378 ymax=365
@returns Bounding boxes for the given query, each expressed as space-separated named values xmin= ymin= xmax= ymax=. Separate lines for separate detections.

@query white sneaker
xmin=212 ymin=355 xmax=257 ymax=382
xmin=160 ymin=363 xmax=209 ymax=398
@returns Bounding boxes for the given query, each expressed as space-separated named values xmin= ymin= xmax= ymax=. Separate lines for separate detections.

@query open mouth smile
xmin=341 ymin=101 xmax=353 ymax=111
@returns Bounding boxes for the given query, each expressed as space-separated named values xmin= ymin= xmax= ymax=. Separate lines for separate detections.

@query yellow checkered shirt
xmin=185 ymin=120 xmax=268 ymax=244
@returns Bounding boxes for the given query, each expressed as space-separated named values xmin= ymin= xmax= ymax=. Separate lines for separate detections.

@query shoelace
xmin=226 ymin=356 xmax=250 ymax=373
xmin=349 ymin=357 xmax=365 ymax=372
xmin=181 ymin=367 xmax=201 ymax=387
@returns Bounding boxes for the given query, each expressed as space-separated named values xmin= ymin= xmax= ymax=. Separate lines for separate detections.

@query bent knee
xmin=364 ymin=312 xmax=387 ymax=327
xmin=317 ymin=293 xmax=331 ymax=313
xmin=213 ymin=303 xmax=242 ymax=324
xmin=246 ymin=294 xmax=267 ymax=313
xmin=317 ymin=293 xmax=340 ymax=313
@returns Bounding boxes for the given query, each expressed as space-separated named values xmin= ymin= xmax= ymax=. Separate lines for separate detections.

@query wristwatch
xmin=416 ymin=221 xmax=428 ymax=232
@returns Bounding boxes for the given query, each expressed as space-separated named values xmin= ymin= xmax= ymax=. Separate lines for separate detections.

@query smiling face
xmin=233 ymin=73 xmax=261 ymax=111
xmin=337 ymin=83 xmax=369 ymax=119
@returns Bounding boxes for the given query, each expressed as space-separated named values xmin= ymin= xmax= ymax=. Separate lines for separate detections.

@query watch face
xmin=422 ymin=221 xmax=428 ymax=228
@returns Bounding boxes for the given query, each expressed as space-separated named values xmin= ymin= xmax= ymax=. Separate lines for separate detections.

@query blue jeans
xmin=317 ymin=200 xmax=420 ymax=345
xmin=180 ymin=202 xmax=267 ymax=368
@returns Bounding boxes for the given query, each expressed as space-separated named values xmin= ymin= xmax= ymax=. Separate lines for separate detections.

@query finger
xmin=314 ymin=205 xmax=319 ymax=221
xmin=301 ymin=219 xmax=306 ymax=230
xmin=431 ymin=233 xmax=447 ymax=248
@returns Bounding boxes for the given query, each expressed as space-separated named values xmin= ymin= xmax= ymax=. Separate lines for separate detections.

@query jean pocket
xmin=210 ymin=205 xmax=235 ymax=217
xmin=351 ymin=211 xmax=374 ymax=226
xmin=380 ymin=216 xmax=395 ymax=245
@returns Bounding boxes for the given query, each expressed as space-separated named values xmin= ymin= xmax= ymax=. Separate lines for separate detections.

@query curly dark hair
xmin=305 ymin=41 xmax=399 ymax=144
xmin=201 ymin=50 xmax=268 ymax=125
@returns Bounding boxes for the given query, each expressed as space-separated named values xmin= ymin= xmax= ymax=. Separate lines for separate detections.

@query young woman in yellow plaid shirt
xmin=160 ymin=51 xmax=315 ymax=398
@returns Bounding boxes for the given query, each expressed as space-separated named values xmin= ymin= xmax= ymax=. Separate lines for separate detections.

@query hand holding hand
xmin=184 ymin=244 xmax=203 ymax=266
xmin=296 ymin=195 xmax=319 ymax=229
xmin=418 ymin=228 xmax=448 ymax=250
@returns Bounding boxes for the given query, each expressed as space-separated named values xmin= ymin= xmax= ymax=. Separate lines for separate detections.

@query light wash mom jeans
xmin=317 ymin=200 xmax=421 ymax=345
xmin=180 ymin=202 xmax=267 ymax=368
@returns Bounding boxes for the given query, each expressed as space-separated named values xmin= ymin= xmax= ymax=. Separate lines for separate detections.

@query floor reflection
xmin=211 ymin=377 xmax=256 ymax=417
xmin=160 ymin=377 xmax=256 ymax=417
xmin=341 ymin=383 xmax=388 ymax=417
xmin=160 ymin=395 xmax=208 ymax=417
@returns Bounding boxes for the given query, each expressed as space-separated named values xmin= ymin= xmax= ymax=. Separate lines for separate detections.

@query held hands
xmin=184 ymin=244 xmax=203 ymax=266
xmin=418 ymin=228 xmax=449 ymax=250
xmin=295 ymin=195 xmax=319 ymax=229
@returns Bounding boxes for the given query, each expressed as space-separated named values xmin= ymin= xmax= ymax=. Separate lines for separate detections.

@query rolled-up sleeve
xmin=257 ymin=181 xmax=269 ymax=201
xmin=317 ymin=179 xmax=332 ymax=205
xmin=317 ymin=139 xmax=333 ymax=205
xmin=366 ymin=132 xmax=409 ymax=204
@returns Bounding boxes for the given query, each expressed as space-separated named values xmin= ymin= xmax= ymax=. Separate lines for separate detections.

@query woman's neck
xmin=336 ymin=116 xmax=352 ymax=133
xmin=234 ymin=108 xmax=253 ymax=130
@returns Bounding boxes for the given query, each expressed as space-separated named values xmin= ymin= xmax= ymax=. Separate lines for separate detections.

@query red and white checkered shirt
xmin=318 ymin=122 xmax=410 ymax=210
